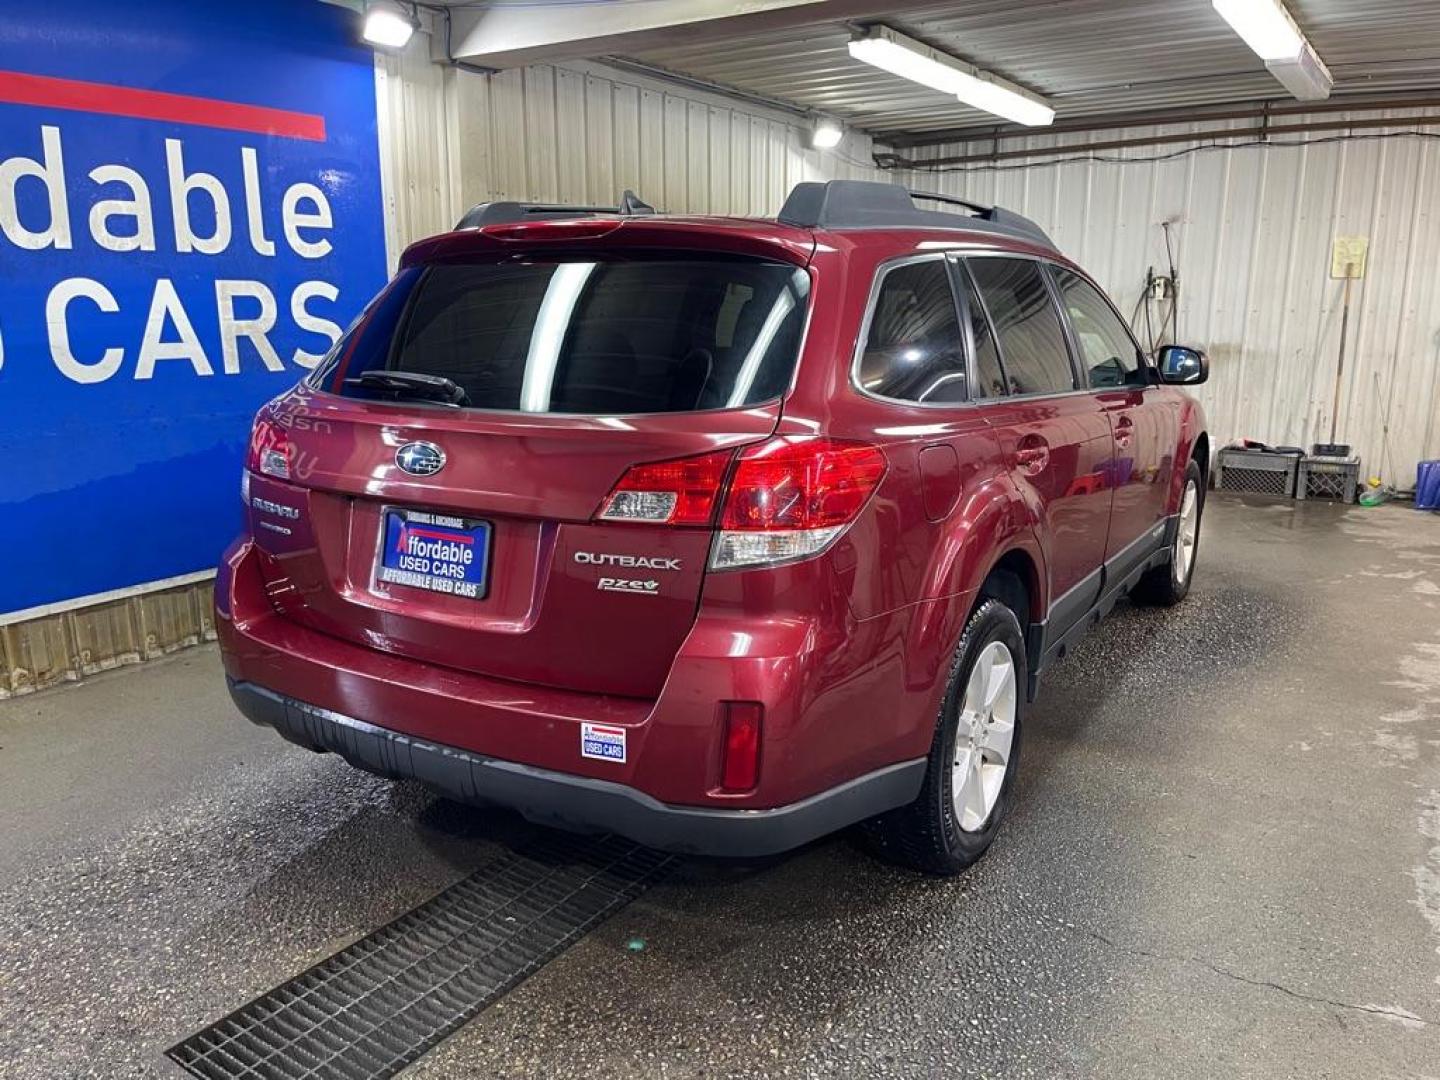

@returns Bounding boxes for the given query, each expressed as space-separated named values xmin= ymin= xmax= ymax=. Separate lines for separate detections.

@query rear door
xmin=961 ymin=256 xmax=1114 ymax=634
xmin=849 ymin=253 xmax=1000 ymax=596
xmin=245 ymin=250 xmax=812 ymax=699
xmin=1050 ymin=267 xmax=1178 ymax=580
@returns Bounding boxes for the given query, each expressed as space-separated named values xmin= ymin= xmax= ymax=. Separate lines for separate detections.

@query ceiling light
xmin=1212 ymin=0 xmax=1303 ymax=60
xmin=848 ymin=31 xmax=972 ymax=97
xmin=363 ymin=0 xmax=418 ymax=50
xmin=1267 ymin=44 xmax=1333 ymax=100
xmin=1212 ymin=0 xmax=1331 ymax=100
xmin=847 ymin=26 xmax=1054 ymax=128
xmin=811 ymin=119 xmax=843 ymax=149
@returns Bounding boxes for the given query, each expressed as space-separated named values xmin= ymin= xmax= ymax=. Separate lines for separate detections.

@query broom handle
xmin=1331 ymin=266 xmax=1354 ymax=447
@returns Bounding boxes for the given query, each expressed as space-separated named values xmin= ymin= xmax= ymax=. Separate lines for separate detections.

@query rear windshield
xmin=317 ymin=257 xmax=810 ymax=414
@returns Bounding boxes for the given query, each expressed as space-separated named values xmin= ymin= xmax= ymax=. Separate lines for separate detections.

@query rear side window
xmin=1052 ymin=268 xmax=1146 ymax=388
xmin=967 ymin=258 xmax=1076 ymax=396
xmin=857 ymin=259 xmax=969 ymax=404
xmin=327 ymin=258 xmax=810 ymax=414
xmin=958 ymin=266 xmax=1006 ymax=399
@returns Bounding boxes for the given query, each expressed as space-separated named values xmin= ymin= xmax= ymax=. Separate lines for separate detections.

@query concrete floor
xmin=3 ymin=494 xmax=1440 ymax=1079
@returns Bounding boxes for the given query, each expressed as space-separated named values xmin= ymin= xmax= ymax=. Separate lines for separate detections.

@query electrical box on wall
xmin=1330 ymin=236 xmax=1369 ymax=279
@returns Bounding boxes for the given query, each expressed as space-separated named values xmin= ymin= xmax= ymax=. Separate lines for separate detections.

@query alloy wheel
xmin=951 ymin=640 xmax=1017 ymax=833
xmin=1175 ymin=479 xmax=1199 ymax=585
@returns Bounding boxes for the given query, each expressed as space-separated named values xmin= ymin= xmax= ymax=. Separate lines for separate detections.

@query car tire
xmin=1133 ymin=458 xmax=1204 ymax=607
xmin=860 ymin=598 xmax=1026 ymax=876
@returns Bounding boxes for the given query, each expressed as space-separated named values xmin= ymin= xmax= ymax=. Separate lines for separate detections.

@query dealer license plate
xmin=377 ymin=509 xmax=491 ymax=600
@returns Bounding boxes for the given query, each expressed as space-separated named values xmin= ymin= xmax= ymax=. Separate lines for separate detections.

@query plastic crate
xmin=1216 ymin=448 xmax=1300 ymax=497
xmin=1297 ymin=455 xmax=1361 ymax=503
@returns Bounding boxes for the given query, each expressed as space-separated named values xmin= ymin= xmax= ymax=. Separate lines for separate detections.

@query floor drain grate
xmin=168 ymin=833 xmax=673 ymax=1080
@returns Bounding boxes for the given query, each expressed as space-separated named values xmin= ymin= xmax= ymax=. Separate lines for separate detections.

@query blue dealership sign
xmin=0 ymin=0 xmax=387 ymax=614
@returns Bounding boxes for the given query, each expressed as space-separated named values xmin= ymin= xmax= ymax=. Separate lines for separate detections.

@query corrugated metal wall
xmin=373 ymin=43 xmax=884 ymax=261
xmin=376 ymin=48 xmax=1440 ymax=484
xmin=890 ymin=112 xmax=1440 ymax=485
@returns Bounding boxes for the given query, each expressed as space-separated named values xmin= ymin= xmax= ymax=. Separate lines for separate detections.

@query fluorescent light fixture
xmin=811 ymin=119 xmax=844 ymax=149
xmin=363 ymin=0 xmax=417 ymax=50
xmin=1212 ymin=0 xmax=1303 ymax=61
xmin=848 ymin=31 xmax=972 ymax=96
xmin=1267 ymin=42 xmax=1333 ymax=100
xmin=1212 ymin=0 xmax=1331 ymax=100
xmin=847 ymin=26 xmax=1054 ymax=127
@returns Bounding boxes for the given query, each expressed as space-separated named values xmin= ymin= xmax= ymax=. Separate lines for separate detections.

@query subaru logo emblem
xmin=395 ymin=441 xmax=445 ymax=477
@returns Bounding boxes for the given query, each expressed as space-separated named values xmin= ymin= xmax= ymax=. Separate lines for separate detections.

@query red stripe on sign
xmin=0 ymin=69 xmax=326 ymax=141
xmin=587 ymin=725 xmax=626 ymax=736
xmin=406 ymin=528 xmax=474 ymax=543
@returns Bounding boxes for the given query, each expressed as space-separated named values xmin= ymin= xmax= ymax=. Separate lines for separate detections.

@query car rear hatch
xmin=243 ymin=220 xmax=814 ymax=699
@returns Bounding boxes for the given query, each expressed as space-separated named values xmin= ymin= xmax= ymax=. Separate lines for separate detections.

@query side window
xmin=857 ymin=259 xmax=969 ymax=404
xmin=966 ymin=257 xmax=1076 ymax=396
xmin=1052 ymin=268 xmax=1145 ymax=389
xmin=957 ymin=264 xmax=1006 ymax=399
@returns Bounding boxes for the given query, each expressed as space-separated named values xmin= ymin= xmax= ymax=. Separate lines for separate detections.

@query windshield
xmin=318 ymin=256 xmax=810 ymax=415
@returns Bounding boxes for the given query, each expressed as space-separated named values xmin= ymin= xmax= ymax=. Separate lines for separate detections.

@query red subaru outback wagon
xmin=218 ymin=181 xmax=1209 ymax=875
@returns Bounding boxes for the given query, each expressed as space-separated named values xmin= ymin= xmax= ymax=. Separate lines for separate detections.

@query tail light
xmin=595 ymin=437 xmax=886 ymax=570
xmin=597 ymin=450 xmax=733 ymax=526
xmin=714 ymin=437 xmax=887 ymax=570
xmin=246 ymin=416 xmax=293 ymax=481
xmin=719 ymin=702 xmax=763 ymax=792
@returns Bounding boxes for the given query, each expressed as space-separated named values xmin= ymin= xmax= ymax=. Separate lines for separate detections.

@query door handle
xmin=1114 ymin=415 xmax=1135 ymax=450
xmin=1015 ymin=434 xmax=1049 ymax=476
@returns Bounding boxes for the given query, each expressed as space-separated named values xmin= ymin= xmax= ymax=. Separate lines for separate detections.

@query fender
xmin=897 ymin=467 xmax=1049 ymax=720
xmin=915 ymin=469 xmax=1048 ymax=611
xmin=1167 ymin=393 xmax=1210 ymax=512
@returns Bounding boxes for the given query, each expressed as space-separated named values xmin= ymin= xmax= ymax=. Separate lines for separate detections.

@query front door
xmin=1050 ymin=267 xmax=1178 ymax=582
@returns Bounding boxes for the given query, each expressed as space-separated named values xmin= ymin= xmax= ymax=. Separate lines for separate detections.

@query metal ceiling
xmin=621 ymin=0 xmax=1440 ymax=142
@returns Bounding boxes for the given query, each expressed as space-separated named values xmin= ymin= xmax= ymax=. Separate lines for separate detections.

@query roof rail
xmin=776 ymin=180 xmax=1054 ymax=249
xmin=456 ymin=188 xmax=656 ymax=230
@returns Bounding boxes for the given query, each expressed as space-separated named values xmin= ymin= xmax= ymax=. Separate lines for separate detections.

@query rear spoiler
xmin=456 ymin=189 xmax=655 ymax=229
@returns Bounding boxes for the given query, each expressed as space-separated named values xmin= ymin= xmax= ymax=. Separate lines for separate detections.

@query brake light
xmin=483 ymin=220 xmax=623 ymax=242
xmin=720 ymin=702 xmax=763 ymax=792
xmin=721 ymin=438 xmax=887 ymax=529
xmin=246 ymin=416 xmax=292 ymax=481
xmin=594 ymin=437 xmax=885 ymax=570
xmin=713 ymin=437 xmax=886 ymax=570
xmin=598 ymin=450 xmax=733 ymax=526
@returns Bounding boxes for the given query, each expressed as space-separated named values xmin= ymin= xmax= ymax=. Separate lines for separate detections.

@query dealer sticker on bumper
xmin=581 ymin=722 xmax=627 ymax=763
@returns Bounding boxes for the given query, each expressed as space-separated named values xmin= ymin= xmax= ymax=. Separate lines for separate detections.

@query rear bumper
xmin=215 ymin=536 xmax=943 ymax=855
xmin=229 ymin=678 xmax=924 ymax=857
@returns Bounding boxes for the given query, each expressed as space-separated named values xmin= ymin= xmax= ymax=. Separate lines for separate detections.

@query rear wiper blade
xmin=345 ymin=370 xmax=470 ymax=406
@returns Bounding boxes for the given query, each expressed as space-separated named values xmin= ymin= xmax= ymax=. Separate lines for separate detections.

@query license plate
xmin=377 ymin=509 xmax=491 ymax=600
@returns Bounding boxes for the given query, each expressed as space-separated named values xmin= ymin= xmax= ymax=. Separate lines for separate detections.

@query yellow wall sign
xmin=1330 ymin=235 xmax=1369 ymax=279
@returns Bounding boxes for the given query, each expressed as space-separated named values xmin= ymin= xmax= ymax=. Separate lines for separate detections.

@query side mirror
xmin=1156 ymin=345 xmax=1208 ymax=385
